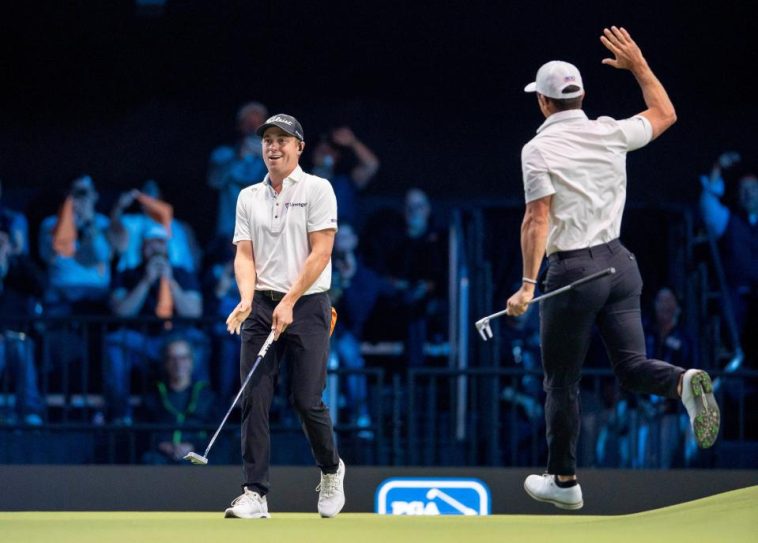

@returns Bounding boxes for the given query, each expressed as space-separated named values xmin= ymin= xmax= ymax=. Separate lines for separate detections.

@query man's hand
xmin=271 ymin=300 xmax=294 ymax=340
xmin=600 ymin=26 xmax=646 ymax=72
xmin=506 ymin=286 xmax=535 ymax=317
xmin=700 ymin=151 xmax=740 ymax=197
xmin=226 ymin=300 xmax=252 ymax=334
xmin=115 ymin=189 xmax=139 ymax=213
xmin=717 ymin=151 xmax=741 ymax=170
xmin=157 ymin=257 xmax=173 ymax=281
xmin=144 ymin=256 xmax=164 ymax=285
xmin=332 ymin=127 xmax=357 ymax=147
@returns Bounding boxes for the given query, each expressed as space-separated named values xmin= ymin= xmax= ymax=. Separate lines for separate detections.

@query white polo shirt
xmin=233 ymin=165 xmax=338 ymax=294
xmin=521 ymin=109 xmax=653 ymax=255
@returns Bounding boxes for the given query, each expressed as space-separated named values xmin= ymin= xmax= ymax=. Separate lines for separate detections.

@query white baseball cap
xmin=524 ymin=60 xmax=584 ymax=99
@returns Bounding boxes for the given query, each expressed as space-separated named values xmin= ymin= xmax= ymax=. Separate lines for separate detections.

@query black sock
xmin=243 ymin=484 xmax=267 ymax=496
xmin=554 ymin=476 xmax=577 ymax=488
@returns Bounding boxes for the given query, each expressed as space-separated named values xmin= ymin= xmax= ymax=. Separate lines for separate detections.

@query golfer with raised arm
xmin=507 ymin=27 xmax=720 ymax=510
xmin=223 ymin=114 xmax=344 ymax=519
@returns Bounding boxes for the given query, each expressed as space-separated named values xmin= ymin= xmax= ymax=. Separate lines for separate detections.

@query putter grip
xmin=529 ymin=266 xmax=615 ymax=304
xmin=570 ymin=266 xmax=615 ymax=286
xmin=258 ymin=330 xmax=276 ymax=358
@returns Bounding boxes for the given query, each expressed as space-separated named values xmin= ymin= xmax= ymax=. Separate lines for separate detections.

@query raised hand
xmin=331 ymin=127 xmax=357 ymax=147
xmin=600 ymin=26 xmax=646 ymax=71
xmin=116 ymin=189 xmax=140 ymax=211
xmin=701 ymin=151 xmax=740 ymax=197
xmin=717 ymin=151 xmax=741 ymax=170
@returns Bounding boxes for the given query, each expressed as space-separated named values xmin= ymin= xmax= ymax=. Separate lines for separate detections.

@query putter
xmin=475 ymin=267 xmax=616 ymax=341
xmin=184 ymin=330 xmax=277 ymax=465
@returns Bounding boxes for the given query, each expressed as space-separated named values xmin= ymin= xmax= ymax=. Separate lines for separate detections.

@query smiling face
xmin=261 ymin=126 xmax=303 ymax=183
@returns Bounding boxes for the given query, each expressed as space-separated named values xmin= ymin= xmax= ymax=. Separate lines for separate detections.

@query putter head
xmin=474 ymin=318 xmax=493 ymax=341
xmin=184 ymin=452 xmax=209 ymax=465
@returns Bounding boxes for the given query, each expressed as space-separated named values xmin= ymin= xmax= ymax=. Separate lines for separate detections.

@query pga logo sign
xmin=375 ymin=478 xmax=491 ymax=516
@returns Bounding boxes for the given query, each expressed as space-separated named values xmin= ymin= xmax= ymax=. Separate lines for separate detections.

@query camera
xmin=71 ymin=187 xmax=91 ymax=199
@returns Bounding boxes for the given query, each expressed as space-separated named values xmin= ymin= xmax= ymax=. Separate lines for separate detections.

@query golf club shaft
xmin=486 ymin=266 xmax=616 ymax=321
xmin=202 ymin=330 xmax=276 ymax=458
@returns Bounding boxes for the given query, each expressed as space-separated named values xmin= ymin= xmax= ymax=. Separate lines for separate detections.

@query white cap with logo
xmin=524 ymin=60 xmax=584 ymax=99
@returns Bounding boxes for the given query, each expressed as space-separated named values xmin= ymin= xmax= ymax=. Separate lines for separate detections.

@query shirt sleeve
xmin=617 ymin=115 xmax=653 ymax=151
xmin=232 ymin=188 xmax=251 ymax=244
xmin=521 ymin=142 xmax=556 ymax=203
xmin=308 ymin=178 xmax=339 ymax=232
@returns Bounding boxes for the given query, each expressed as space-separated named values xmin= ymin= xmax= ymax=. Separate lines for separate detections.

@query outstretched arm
xmin=600 ymin=26 xmax=677 ymax=139
xmin=332 ymin=127 xmax=380 ymax=189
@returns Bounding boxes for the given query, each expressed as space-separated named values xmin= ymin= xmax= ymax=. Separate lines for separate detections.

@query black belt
xmin=548 ymin=239 xmax=622 ymax=263
xmin=256 ymin=290 xmax=287 ymax=301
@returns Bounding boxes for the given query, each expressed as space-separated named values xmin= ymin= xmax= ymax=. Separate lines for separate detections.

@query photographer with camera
xmin=38 ymin=175 xmax=112 ymax=314
xmin=104 ymin=224 xmax=205 ymax=425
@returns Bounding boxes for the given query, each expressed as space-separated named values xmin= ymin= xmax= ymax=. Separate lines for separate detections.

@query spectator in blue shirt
xmin=103 ymin=224 xmax=206 ymax=424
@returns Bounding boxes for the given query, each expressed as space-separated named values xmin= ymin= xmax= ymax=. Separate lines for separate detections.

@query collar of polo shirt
xmin=536 ymin=109 xmax=588 ymax=134
xmin=265 ymin=165 xmax=305 ymax=188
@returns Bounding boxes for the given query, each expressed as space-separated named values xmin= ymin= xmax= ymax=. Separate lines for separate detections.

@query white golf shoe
xmin=523 ymin=473 xmax=583 ymax=510
xmin=681 ymin=369 xmax=720 ymax=449
xmin=224 ymin=488 xmax=271 ymax=519
xmin=317 ymin=458 xmax=346 ymax=518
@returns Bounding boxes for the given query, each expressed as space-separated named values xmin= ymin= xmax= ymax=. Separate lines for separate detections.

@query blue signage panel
xmin=375 ymin=478 xmax=491 ymax=515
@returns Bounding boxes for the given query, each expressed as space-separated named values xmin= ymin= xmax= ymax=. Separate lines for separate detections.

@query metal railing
xmin=2 ymin=317 xmax=756 ymax=468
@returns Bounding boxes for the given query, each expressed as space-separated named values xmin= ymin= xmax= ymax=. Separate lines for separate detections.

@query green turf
xmin=1 ymin=486 xmax=755 ymax=543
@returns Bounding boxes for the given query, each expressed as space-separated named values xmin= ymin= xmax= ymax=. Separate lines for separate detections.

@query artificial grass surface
xmin=1 ymin=486 xmax=755 ymax=543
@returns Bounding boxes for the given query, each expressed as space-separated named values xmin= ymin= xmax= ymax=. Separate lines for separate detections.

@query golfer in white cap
xmin=507 ymin=26 xmax=720 ymax=510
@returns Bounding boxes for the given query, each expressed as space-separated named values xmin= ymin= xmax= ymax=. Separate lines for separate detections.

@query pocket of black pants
xmin=545 ymin=260 xmax=586 ymax=291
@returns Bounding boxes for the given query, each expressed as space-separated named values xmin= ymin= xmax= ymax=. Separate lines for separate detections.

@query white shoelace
xmin=316 ymin=473 xmax=340 ymax=497
xmin=231 ymin=491 xmax=263 ymax=507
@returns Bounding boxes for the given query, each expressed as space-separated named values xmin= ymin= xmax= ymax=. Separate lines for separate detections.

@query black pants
xmin=239 ymin=291 xmax=339 ymax=496
xmin=540 ymin=239 xmax=684 ymax=475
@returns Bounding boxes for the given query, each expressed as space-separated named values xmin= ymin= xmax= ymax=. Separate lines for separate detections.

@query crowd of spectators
xmin=0 ymin=104 xmax=754 ymax=467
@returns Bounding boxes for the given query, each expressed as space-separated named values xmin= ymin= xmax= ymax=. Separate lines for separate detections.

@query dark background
xmin=1 ymin=0 xmax=756 ymax=244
